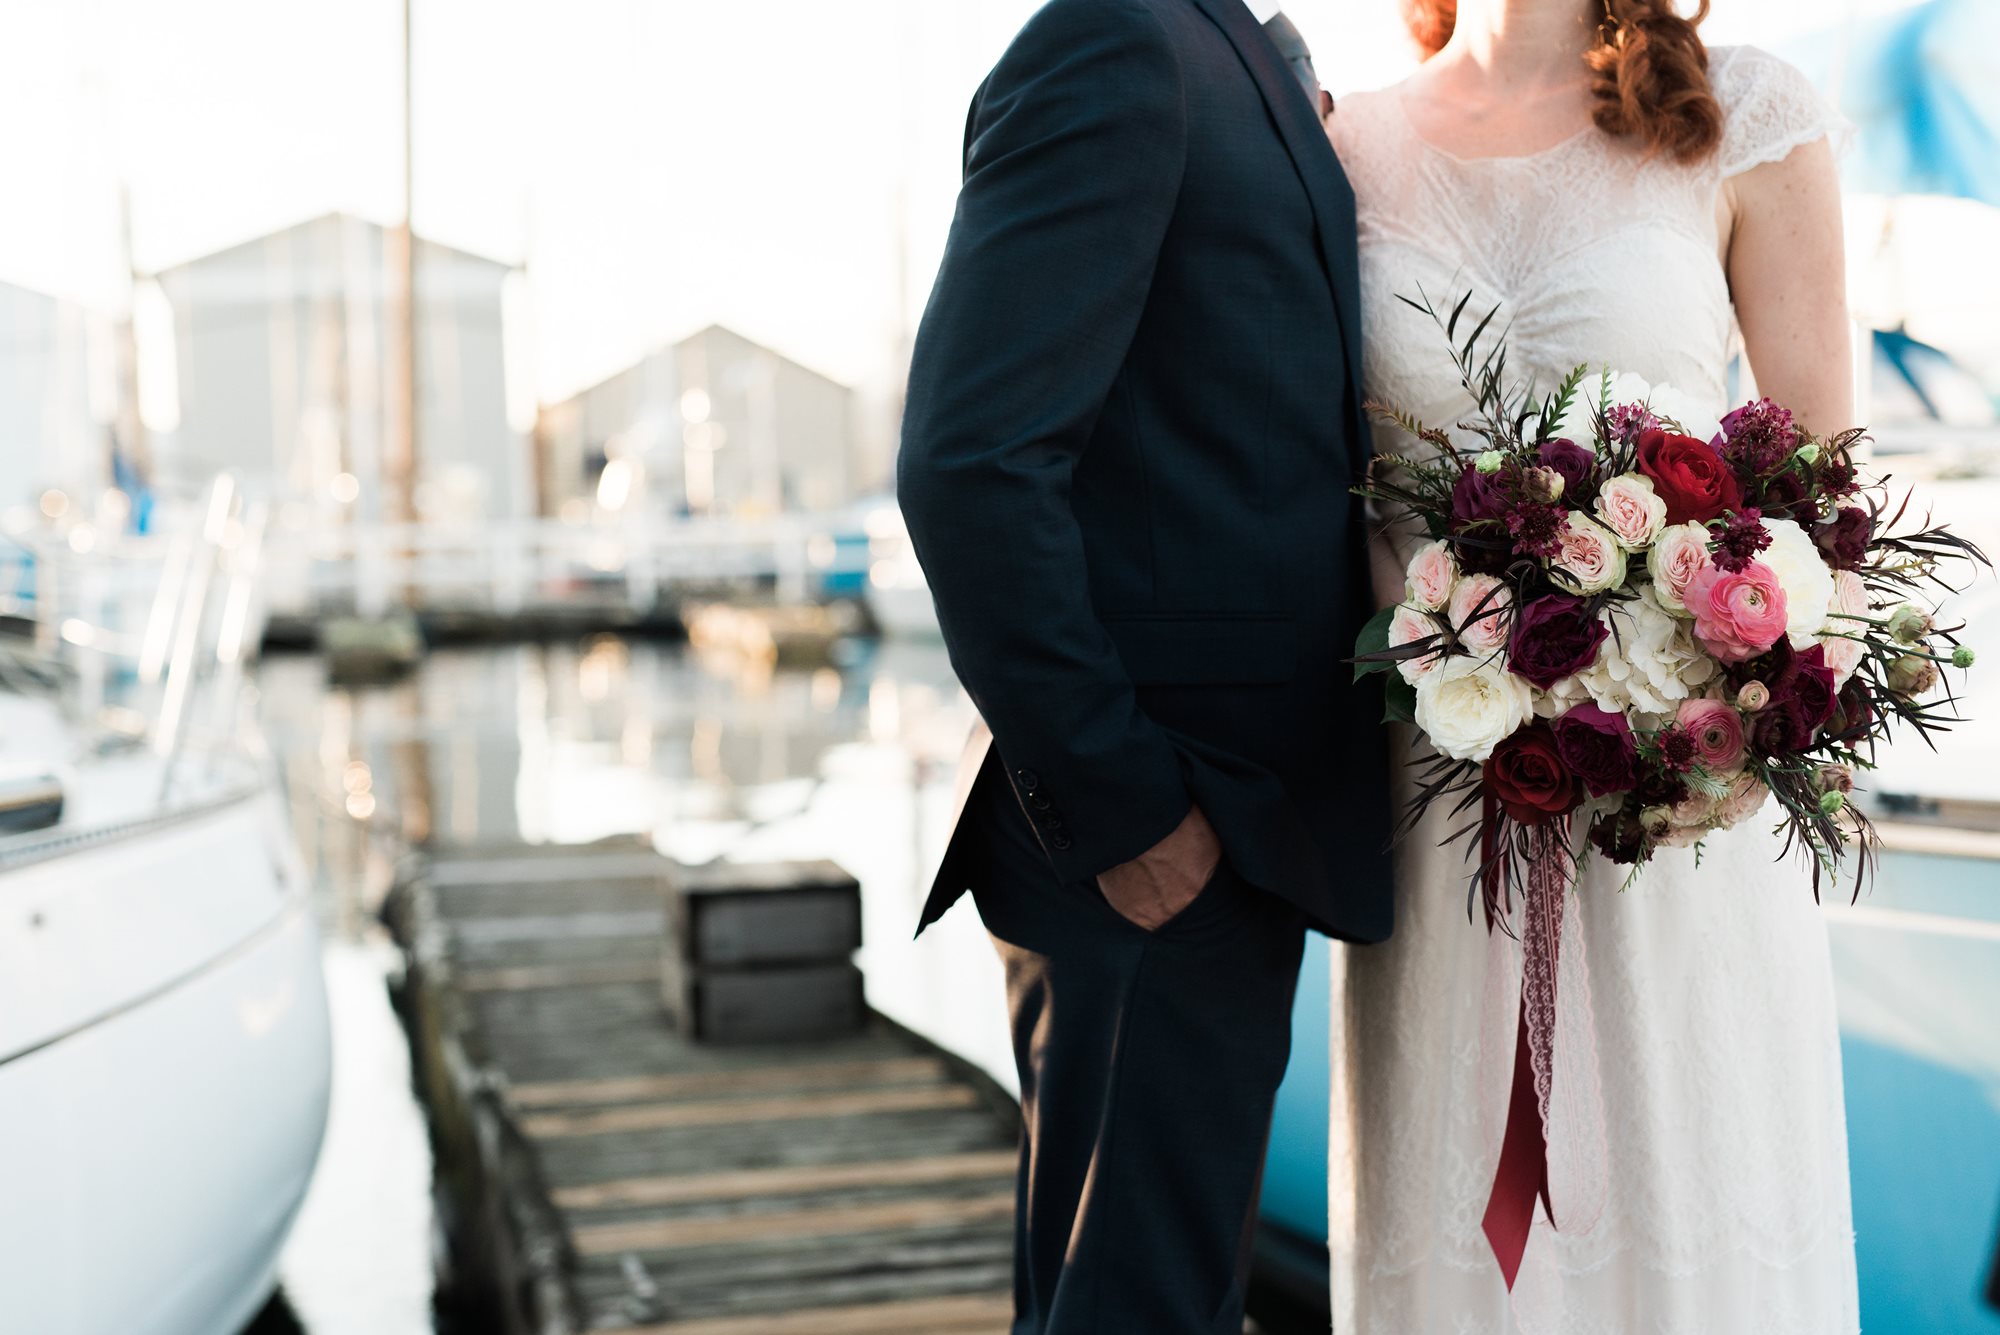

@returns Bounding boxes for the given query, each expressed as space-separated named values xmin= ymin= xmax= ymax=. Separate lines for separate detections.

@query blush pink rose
xmin=1715 ymin=769 xmax=1770 ymax=827
xmin=1647 ymin=522 xmax=1713 ymax=615
xmin=1405 ymin=540 xmax=1460 ymax=612
xmin=1676 ymin=697 xmax=1747 ymax=774
xmin=1449 ymin=573 xmax=1514 ymax=654
xmin=1685 ymin=560 xmax=1789 ymax=663
xmin=1819 ymin=569 xmax=1869 ymax=687
xmin=1592 ymin=473 xmax=1669 ymax=551
xmin=1389 ymin=603 xmax=1443 ymax=684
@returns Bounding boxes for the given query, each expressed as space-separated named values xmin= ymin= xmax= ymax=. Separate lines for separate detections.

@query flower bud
xmin=1887 ymin=604 xmax=1933 ymax=645
xmin=1953 ymin=646 xmax=1977 ymax=670
xmin=1816 ymin=764 xmax=1854 ymax=795
xmin=1818 ymin=789 xmax=1847 ymax=817
xmin=1736 ymin=681 xmax=1771 ymax=712
xmin=1795 ymin=443 xmax=1822 ymax=466
xmin=1523 ymin=466 xmax=1566 ymax=504
xmin=1475 ymin=450 xmax=1506 ymax=476
xmin=1887 ymin=654 xmax=1940 ymax=698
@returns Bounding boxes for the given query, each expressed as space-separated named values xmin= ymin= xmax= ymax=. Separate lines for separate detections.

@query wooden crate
xmin=662 ymin=860 xmax=865 ymax=1043
xmin=659 ymin=955 xmax=866 ymax=1045
xmin=664 ymin=859 xmax=862 ymax=968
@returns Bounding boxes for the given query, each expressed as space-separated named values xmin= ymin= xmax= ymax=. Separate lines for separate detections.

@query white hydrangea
xmin=1757 ymin=517 xmax=1837 ymax=651
xmin=1531 ymin=673 xmax=1592 ymax=719
xmin=1578 ymin=585 xmax=1720 ymax=720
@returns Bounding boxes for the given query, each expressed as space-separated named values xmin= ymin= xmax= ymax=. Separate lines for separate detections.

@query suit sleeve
xmin=896 ymin=0 xmax=1191 ymax=883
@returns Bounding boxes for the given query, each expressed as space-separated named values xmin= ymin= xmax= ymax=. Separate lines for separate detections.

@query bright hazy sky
xmin=0 ymin=0 xmax=1945 ymax=409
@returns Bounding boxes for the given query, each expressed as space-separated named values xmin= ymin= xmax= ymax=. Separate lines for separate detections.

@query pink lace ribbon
xmin=1481 ymin=820 xmax=1609 ymax=1290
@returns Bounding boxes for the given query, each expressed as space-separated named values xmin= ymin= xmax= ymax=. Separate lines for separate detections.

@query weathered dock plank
xmin=387 ymin=839 xmax=1020 ymax=1335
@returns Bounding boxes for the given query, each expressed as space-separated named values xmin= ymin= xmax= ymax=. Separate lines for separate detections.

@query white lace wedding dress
xmin=1324 ymin=47 xmax=1861 ymax=1334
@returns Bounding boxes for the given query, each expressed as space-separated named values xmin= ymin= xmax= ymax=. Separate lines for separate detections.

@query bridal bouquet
xmin=1352 ymin=291 xmax=1988 ymax=1286
xmin=1355 ymin=293 xmax=1985 ymax=898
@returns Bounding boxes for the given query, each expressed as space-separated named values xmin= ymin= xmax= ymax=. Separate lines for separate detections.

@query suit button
xmin=1044 ymin=814 xmax=1065 ymax=831
xmin=1015 ymin=769 xmax=1041 ymax=792
xmin=1050 ymin=833 xmax=1073 ymax=851
xmin=1028 ymin=793 xmax=1051 ymax=811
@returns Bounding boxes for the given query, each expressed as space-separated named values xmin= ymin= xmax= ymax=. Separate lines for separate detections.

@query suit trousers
xmin=963 ymin=766 xmax=1308 ymax=1335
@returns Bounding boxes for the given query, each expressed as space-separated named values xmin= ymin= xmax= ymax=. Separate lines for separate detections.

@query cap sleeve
xmin=1712 ymin=45 xmax=1852 ymax=178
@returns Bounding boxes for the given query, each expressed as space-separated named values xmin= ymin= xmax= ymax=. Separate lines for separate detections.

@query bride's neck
xmin=1438 ymin=0 xmax=1600 ymax=85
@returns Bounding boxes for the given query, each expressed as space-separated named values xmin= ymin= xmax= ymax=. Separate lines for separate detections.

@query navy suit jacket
xmin=897 ymin=0 xmax=1394 ymax=942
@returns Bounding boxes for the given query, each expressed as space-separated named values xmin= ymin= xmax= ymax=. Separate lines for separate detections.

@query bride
xmin=1324 ymin=1 xmax=1860 ymax=1331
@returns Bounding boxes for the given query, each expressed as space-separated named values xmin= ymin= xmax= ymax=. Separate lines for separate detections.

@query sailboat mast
xmin=385 ymin=0 xmax=419 ymax=529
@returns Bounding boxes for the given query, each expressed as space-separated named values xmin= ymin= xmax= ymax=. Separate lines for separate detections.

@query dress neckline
xmin=1387 ymin=85 xmax=1598 ymax=166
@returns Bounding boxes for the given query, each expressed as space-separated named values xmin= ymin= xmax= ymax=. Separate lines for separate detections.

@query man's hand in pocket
xmin=1095 ymin=804 xmax=1222 ymax=930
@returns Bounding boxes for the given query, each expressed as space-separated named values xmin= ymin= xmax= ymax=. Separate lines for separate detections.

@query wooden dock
xmin=387 ymin=840 xmax=1020 ymax=1335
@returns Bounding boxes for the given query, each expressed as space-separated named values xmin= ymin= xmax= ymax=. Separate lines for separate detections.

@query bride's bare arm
xmin=1722 ymin=139 xmax=1853 ymax=435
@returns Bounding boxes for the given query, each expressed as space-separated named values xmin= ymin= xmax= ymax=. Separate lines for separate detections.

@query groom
xmin=897 ymin=0 xmax=1390 ymax=1329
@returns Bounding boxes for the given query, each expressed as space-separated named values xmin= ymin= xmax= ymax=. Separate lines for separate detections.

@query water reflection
xmin=251 ymin=634 xmax=996 ymax=1334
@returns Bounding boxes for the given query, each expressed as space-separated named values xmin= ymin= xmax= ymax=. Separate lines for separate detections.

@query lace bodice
xmin=1329 ymin=46 xmax=1847 ymax=436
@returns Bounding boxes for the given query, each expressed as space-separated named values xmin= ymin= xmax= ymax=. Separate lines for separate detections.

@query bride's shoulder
xmin=1323 ymin=82 xmax=1405 ymax=154
xmin=1705 ymin=45 xmax=1848 ymax=178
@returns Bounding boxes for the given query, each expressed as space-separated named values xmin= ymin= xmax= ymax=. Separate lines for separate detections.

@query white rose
xmin=1580 ymin=585 xmax=1718 ymax=719
xmin=1414 ymin=655 xmax=1535 ymax=763
xmin=1648 ymin=521 xmax=1713 ymax=615
xmin=1389 ymin=603 xmax=1444 ymax=685
xmin=1820 ymin=569 xmax=1870 ymax=687
xmin=1592 ymin=473 xmax=1669 ymax=551
xmin=1759 ymin=517 xmax=1837 ymax=650
xmin=1448 ymin=573 xmax=1514 ymax=654
xmin=1553 ymin=512 xmax=1628 ymax=595
xmin=1405 ymin=539 xmax=1460 ymax=612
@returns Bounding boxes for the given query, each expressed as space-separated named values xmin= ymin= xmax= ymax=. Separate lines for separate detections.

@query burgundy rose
xmin=1485 ymin=725 xmax=1583 ymax=825
xmin=1451 ymin=460 xmax=1515 ymax=528
xmin=1784 ymin=644 xmax=1839 ymax=730
xmin=1813 ymin=506 xmax=1873 ymax=571
xmin=1637 ymin=429 xmax=1744 ymax=525
xmin=1756 ymin=468 xmax=1813 ymax=523
xmin=1508 ymin=595 xmax=1610 ymax=690
xmin=1637 ymin=763 xmax=1692 ymax=809
xmin=1751 ymin=646 xmax=1838 ymax=755
xmin=1588 ymin=801 xmax=1647 ymax=864
xmin=1551 ymin=703 xmax=1639 ymax=797
xmin=1824 ymin=676 xmax=1875 ymax=746
xmin=1537 ymin=438 xmax=1599 ymax=503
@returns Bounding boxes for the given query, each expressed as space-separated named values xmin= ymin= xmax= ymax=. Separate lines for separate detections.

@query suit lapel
xmin=1188 ymin=0 xmax=1368 ymax=465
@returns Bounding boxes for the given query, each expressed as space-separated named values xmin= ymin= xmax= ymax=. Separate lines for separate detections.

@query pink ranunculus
xmin=1684 ymin=560 xmax=1790 ymax=663
xmin=1405 ymin=540 xmax=1460 ymax=612
xmin=1676 ymin=697 xmax=1747 ymax=774
xmin=1449 ymin=573 xmax=1514 ymax=654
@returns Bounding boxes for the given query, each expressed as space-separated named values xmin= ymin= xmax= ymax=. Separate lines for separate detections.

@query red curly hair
xmin=1401 ymin=0 xmax=1723 ymax=164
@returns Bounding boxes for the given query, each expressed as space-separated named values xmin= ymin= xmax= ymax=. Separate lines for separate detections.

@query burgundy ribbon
xmin=1481 ymin=821 xmax=1571 ymax=1291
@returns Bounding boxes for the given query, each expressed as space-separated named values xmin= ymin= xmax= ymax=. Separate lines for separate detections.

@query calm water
xmin=250 ymin=635 xmax=982 ymax=1335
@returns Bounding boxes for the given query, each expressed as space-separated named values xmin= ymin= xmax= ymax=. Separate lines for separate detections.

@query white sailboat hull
xmin=0 ymin=790 xmax=332 ymax=1335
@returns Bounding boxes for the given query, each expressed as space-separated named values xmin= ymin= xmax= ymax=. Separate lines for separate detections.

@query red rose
xmin=1636 ymin=429 xmax=1744 ymax=525
xmin=1484 ymin=725 xmax=1583 ymax=825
